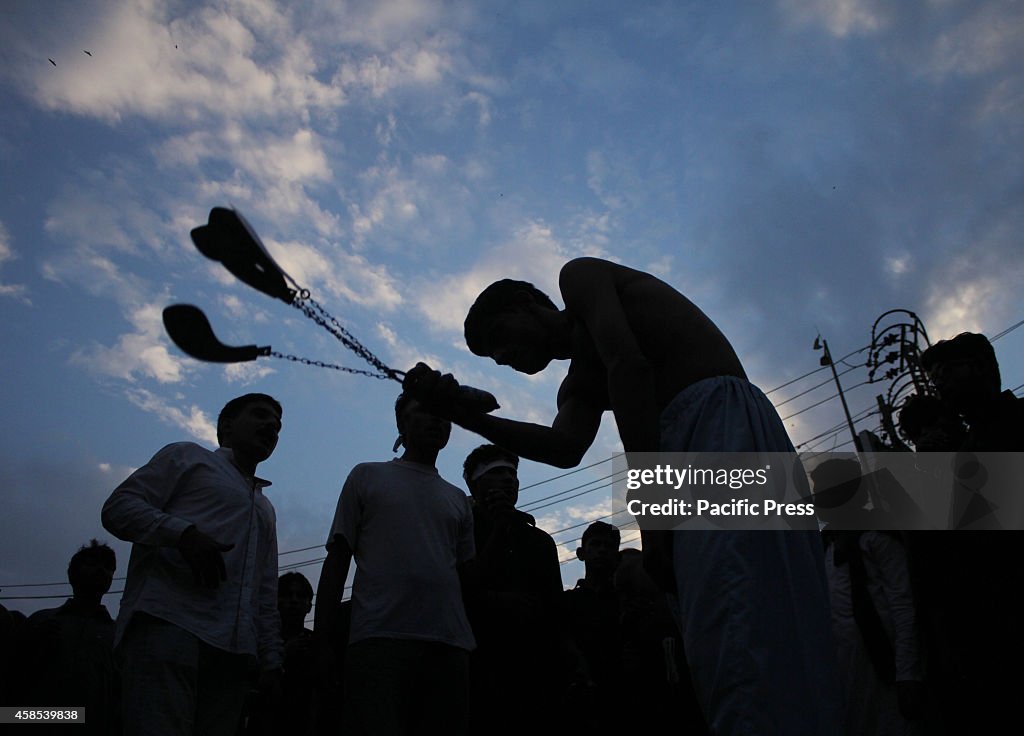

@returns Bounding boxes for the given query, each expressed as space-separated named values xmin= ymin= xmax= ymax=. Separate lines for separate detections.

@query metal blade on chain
xmin=191 ymin=207 xmax=295 ymax=304
xmin=163 ymin=304 xmax=271 ymax=363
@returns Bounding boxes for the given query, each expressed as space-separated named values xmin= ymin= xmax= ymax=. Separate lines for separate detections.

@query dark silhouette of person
xmin=0 ymin=598 xmax=24 ymax=705
xmin=403 ymin=258 xmax=841 ymax=734
xmin=244 ymin=572 xmax=316 ymax=735
xmin=314 ymin=394 xmax=475 ymax=736
xmin=615 ymin=548 xmax=708 ymax=735
xmin=812 ymin=460 xmax=928 ymax=735
xmin=458 ymin=444 xmax=563 ymax=735
xmin=102 ymin=393 xmax=285 ymax=736
xmin=897 ymin=394 xmax=966 ymax=453
xmin=17 ymin=540 xmax=119 ymax=735
xmin=561 ymin=521 xmax=623 ymax=734
xmin=918 ymin=333 xmax=1024 ymax=731
xmin=920 ymin=331 xmax=1023 ymax=452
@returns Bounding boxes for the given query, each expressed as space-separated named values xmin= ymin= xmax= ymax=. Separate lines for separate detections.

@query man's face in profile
xmin=487 ymin=308 xmax=552 ymax=375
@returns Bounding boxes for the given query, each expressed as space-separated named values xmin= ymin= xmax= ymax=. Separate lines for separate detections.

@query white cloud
xmin=884 ymin=253 xmax=911 ymax=276
xmin=26 ymin=0 xmax=343 ymax=124
xmin=929 ymin=3 xmax=1024 ymax=77
xmin=124 ymin=387 xmax=218 ymax=445
xmin=415 ymin=220 xmax=571 ymax=334
xmin=336 ymin=40 xmax=452 ymax=97
xmin=778 ymin=0 xmax=889 ymax=38
xmin=223 ymin=361 xmax=277 ymax=384
xmin=924 ymin=273 xmax=1004 ymax=339
xmin=0 ymin=220 xmax=30 ymax=304
xmin=265 ymin=238 xmax=403 ymax=312
xmin=71 ymin=301 xmax=187 ymax=384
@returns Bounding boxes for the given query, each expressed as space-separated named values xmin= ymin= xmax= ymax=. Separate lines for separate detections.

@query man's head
xmin=577 ymin=521 xmax=621 ymax=579
xmin=278 ymin=572 xmax=313 ymax=623
xmin=394 ymin=392 xmax=451 ymax=453
xmin=68 ymin=539 xmax=116 ymax=600
xmin=920 ymin=332 xmax=1001 ymax=415
xmin=217 ymin=393 xmax=282 ymax=463
xmin=464 ymin=279 xmax=560 ymax=374
xmin=898 ymin=393 xmax=965 ymax=451
xmin=809 ymin=457 xmax=868 ymax=524
xmin=463 ymin=444 xmax=520 ymax=512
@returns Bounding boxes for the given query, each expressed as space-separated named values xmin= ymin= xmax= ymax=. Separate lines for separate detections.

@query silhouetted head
xmin=464 ymin=279 xmax=560 ymax=374
xmin=217 ymin=393 xmax=282 ymax=464
xmin=920 ymin=332 xmax=1001 ymax=415
xmin=577 ymin=521 xmax=621 ymax=580
xmin=898 ymin=393 xmax=965 ymax=451
xmin=809 ymin=458 xmax=868 ymax=524
xmin=463 ymin=444 xmax=520 ymax=512
xmin=68 ymin=539 xmax=116 ymax=600
xmin=394 ymin=393 xmax=451 ymax=454
xmin=614 ymin=547 xmax=662 ymax=603
xmin=278 ymin=572 xmax=313 ymax=623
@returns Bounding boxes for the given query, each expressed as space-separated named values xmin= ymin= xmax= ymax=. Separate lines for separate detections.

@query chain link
xmin=287 ymin=295 xmax=402 ymax=381
xmin=270 ymin=351 xmax=391 ymax=379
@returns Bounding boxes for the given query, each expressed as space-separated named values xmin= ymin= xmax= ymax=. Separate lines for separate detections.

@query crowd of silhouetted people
xmin=1 ymin=311 xmax=1020 ymax=736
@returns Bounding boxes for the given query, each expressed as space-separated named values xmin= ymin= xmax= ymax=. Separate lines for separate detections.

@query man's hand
xmin=177 ymin=526 xmax=234 ymax=588
xmin=896 ymin=680 xmax=926 ymax=720
xmin=403 ymin=362 xmax=500 ymax=416
xmin=257 ymin=668 xmax=283 ymax=706
xmin=403 ymin=362 xmax=460 ymax=414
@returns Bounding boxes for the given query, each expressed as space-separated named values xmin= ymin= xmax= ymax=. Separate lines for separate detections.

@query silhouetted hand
xmin=403 ymin=362 xmax=460 ymax=413
xmin=257 ymin=668 xmax=283 ymax=706
xmin=403 ymin=362 xmax=499 ymax=417
xmin=177 ymin=526 xmax=234 ymax=588
xmin=896 ymin=680 xmax=926 ymax=720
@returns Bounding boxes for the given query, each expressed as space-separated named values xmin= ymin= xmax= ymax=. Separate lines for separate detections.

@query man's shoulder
xmin=25 ymin=606 xmax=62 ymax=625
xmin=151 ymin=441 xmax=215 ymax=461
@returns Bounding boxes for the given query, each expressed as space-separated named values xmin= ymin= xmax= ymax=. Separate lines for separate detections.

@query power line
xmin=991 ymin=318 xmax=1024 ymax=342
xmin=774 ymin=364 xmax=861 ymax=409
xmin=763 ymin=344 xmax=870 ymax=396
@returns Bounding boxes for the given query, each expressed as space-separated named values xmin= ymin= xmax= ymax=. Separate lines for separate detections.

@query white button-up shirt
xmin=102 ymin=443 xmax=282 ymax=670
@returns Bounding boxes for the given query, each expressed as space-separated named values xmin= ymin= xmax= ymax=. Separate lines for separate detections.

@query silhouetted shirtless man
xmin=405 ymin=257 xmax=841 ymax=735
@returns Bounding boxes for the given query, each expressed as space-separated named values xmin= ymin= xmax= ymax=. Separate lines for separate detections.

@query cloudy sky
xmin=1 ymin=0 xmax=1022 ymax=619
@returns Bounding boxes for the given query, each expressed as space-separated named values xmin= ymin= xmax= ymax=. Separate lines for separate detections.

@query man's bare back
xmin=558 ymin=258 xmax=746 ymax=414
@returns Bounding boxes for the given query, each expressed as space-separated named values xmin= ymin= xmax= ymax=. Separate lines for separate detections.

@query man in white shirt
xmin=102 ymin=393 xmax=284 ymax=736
xmin=314 ymin=393 xmax=475 ymax=736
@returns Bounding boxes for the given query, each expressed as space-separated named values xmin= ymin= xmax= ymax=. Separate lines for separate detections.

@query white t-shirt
xmin=327 ymin=459 xmax=476 ymax=650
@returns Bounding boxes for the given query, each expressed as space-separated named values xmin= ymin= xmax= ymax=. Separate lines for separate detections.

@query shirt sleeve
xmin=326 ymin=465 xmax=362 ymax=551
xmin=257 ymin=503 xmax=283 ymax=671
xmin=101 ymin=443 xmax=197 ymax=547
xmin=456 ymin=494 xmax=476 ymax=564
xmin=864 ymin=532 xmax=923 ymax=681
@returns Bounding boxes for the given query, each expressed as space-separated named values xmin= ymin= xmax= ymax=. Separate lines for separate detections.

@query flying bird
xmin=83 ymin=50 xmax=92 ymax=56
xmin=48 ymin=58 xmax=56 ymax=66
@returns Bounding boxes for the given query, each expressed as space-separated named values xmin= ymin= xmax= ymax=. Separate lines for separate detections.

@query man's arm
xmin=100 ymin=443 xmax=195 ymax=546
xmin=102 ymin=443 xmax=235 ymax=588
xmin=314 ymin=535 xmax=352 ymax=645
xmin=455 ymin=393 xmax=603 ymax=469
xmin=558 ymin=258 xmax=660 ymax=453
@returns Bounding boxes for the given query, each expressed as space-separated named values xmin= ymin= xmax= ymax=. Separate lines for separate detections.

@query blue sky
xmin=1 ymin=0 xmax=1022 ymax=619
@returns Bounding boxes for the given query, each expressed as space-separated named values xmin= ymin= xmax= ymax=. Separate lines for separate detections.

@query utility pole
xmin=814 ymin=336 xmax=861 ymax=453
